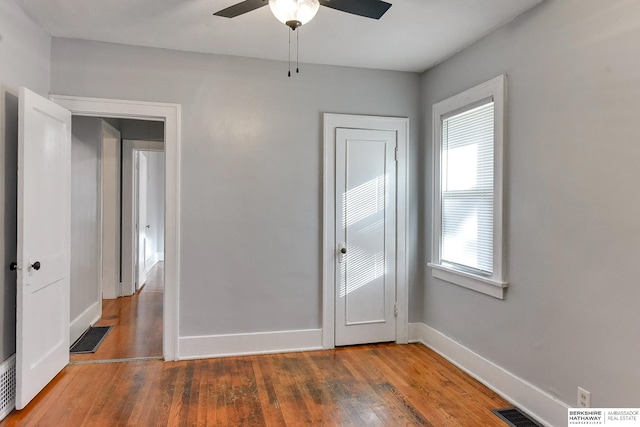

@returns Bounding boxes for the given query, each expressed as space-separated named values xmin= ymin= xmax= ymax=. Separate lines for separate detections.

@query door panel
xmin=136 ymin=151 xmax=148 ymax=290
xmin=335 ymin=128 xmax=396 ymax=346
xmin=17 ymin=87 xmax=71 ymax=409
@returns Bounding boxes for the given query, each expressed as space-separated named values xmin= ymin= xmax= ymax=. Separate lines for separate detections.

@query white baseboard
xmin=145 ymin=256 xmax=155 ymax=274
xmin=145 ymin=253 xmax=163 ymax=274
xmin=70 ymin=300 xmax=101 ymax=343
xmin=409 ymin=322 xmax=569 ymax=427
xmin=179 ymin=329 xmax=323 ymax=360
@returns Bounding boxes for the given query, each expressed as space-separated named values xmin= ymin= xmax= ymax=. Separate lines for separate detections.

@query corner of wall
xmin=70 ymin=301 xmax=101 ymax=344
xmin=409 ymin=322 xmax=569 ymax=427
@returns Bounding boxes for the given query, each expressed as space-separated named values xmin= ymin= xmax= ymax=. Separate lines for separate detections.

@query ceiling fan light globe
xmin=268 ymin=0 xmax=320 ymax=27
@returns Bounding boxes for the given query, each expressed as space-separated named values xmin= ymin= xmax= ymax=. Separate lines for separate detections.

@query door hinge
xmin=394 ymin=302 xmax=398 ymax=317
xmin=394 ymin=147 xmax=399 ymax=162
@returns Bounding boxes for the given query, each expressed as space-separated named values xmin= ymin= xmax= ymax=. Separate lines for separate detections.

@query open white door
xmin=136 ymin=151 xmax=148 ymax=290
xmin=335 ymin=128 xmax=397 ymax=346
xmin=16 ymin=87 xmax=71 ymax=409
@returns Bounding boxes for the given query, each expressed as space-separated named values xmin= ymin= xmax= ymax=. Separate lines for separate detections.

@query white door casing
xmin=16 ymin=87 xmax=71 ymax=409
xmin=50 ymin=95 xmax=181 ymax=361
xmin=323 ymin=114 xmax=409 ymax=349
xmin=136 ymin=151 xmax=148 ymax=290
xmin=335 ymin=129 xmax=397 ymax=346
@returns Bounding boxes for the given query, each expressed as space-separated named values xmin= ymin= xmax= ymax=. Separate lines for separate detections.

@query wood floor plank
xmin=3 ymin=365 xmax=81 ymax=426
xmin=339 ymin=348 xmax=431 ymax=426
xmin=305 ymin=351 xmax=362 ymax=426
xmin=70 ymin=263 xmax=164 ymax=363
xmin=4 ymin=271 xmax=513 ymax=427
xmin=1 ymin=343 xmax=512 ymax=426
xmin=253 ymin=357 xmax=287 ymax=427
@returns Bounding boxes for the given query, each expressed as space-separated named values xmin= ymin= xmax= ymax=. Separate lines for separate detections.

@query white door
xmin=136 ymin=151 xmax=148 ymax=290
xmin=16 ymin=87 xmax=71 ymax=409
xmin=335 ymin=128 xmax=397 ymax=346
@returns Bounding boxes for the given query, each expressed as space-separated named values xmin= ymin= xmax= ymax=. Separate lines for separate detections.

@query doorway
xmin=121 ymin=139 xmax=166 ymax=296
xmin=13 ymin=92 xmax=180 ymax=410
xmin=334 ymin=128 xmax=398 ymax=346
xmin=52 ymin=94 xmax=180 ymax=361
xmin=136 ymin=150 xmax=149 ymax=292
xmin=70 ymin=118 xmax=166 ymax=362
xmin=322 ymin=114 xmax=410 ymax=349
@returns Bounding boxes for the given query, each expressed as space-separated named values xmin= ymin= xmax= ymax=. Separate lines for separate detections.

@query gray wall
xmin=70 ymin=117 xmax=102 ymax=323
xmin=0 ymin=0 xmax=51 ymax=361
xmin=50 ymin=38 xmax=422 ymax=336
xmin=421 ymin=0 xmax=640 ymax=408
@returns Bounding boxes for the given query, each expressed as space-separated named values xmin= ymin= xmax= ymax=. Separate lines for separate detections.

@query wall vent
xmin=0 ymin=354 xmax=16 ymax=421
xmin=492 ymin=406 xmax=542 ymax=427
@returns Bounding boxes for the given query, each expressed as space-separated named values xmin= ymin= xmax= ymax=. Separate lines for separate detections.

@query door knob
xmin=9 ymin=262 xmax=18 ymax=272
xmin=338 ymin=243 xmax=347 ymax=263
xmin=145 ymin=225 xmax=151 ymax=229
xmin=30 ymin=261 xmax=41 ymax=271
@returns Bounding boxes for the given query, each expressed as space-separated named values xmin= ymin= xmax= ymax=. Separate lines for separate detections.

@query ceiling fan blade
xmin=319 ymin=0 xmax=392 ymax=20
xmin=213 ymin=0 xmax=268 ymax=18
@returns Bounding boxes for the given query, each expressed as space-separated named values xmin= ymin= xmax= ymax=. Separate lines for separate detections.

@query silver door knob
xmin=338 ymin=243 xmax=347 ymax=263
xmin=146 ymin=225 xmax=151 ymax=229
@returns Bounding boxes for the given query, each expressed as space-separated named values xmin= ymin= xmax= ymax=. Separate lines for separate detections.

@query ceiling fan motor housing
xmin=286 ymin=20 xmax=302 ymax=30
xmin=269 ymin=0 xmax=320 ymax=28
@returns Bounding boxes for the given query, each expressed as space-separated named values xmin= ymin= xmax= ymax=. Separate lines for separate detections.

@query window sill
xmin=427 ymin=263 xmax=508 ymax=300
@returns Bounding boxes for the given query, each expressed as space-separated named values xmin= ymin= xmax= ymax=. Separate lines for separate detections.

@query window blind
xmin=441 ymin=101 xmax=494 ymax=274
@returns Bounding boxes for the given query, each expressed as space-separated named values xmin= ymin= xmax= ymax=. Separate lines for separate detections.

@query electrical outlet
xmin=578 ymin=387 xmax=591 ymax=408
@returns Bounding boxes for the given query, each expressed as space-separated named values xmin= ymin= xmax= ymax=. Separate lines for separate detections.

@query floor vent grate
xmin=0 ymin=355 xmax=16 ymax=421
xmin=492 ymin=407 xmax=542 ymax=427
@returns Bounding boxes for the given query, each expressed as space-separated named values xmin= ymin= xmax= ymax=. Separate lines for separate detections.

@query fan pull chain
xmin=288 ymin=29 xmax=291 ymax=77
xmin=296 ymin=30 xmax=299 ymax=74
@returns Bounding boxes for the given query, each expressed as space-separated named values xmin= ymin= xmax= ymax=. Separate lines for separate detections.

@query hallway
xmin=70 ymin=262 xmax=164 ymax=362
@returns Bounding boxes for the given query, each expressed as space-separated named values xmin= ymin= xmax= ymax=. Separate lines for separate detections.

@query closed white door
xmin=136 ymin=151 xmax=148 ymax=290
xmin=335 ymin=128 xmax=397 ymax=346
xmin=16 ymin=87 xmax=71 ymax=409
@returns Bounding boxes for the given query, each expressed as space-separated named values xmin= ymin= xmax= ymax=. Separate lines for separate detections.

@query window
xmin=429 ymin=75 xmax=507 ymax=299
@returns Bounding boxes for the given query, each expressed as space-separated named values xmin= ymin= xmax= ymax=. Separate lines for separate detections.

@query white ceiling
xmin=17 ymin=0 xmax=542 ymax=73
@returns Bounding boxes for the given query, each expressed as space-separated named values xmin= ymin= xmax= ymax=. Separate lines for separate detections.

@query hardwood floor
xmin=70 ymin=262 xmax=164 ymax=362
xmin=6 ymin=263 xmax=513 ymax=425
xmin=2 ymin=343 xmax=511 ymax=426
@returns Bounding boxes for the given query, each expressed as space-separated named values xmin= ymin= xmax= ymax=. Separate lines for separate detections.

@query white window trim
xmin=428 ymin=75 xmax=508 ymax=299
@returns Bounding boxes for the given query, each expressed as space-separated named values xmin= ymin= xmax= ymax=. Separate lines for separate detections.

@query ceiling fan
xmin=214 ymin=0 xmax=392 ymax=77
xmin=214 ymin=0 xmax=392 ymax=30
